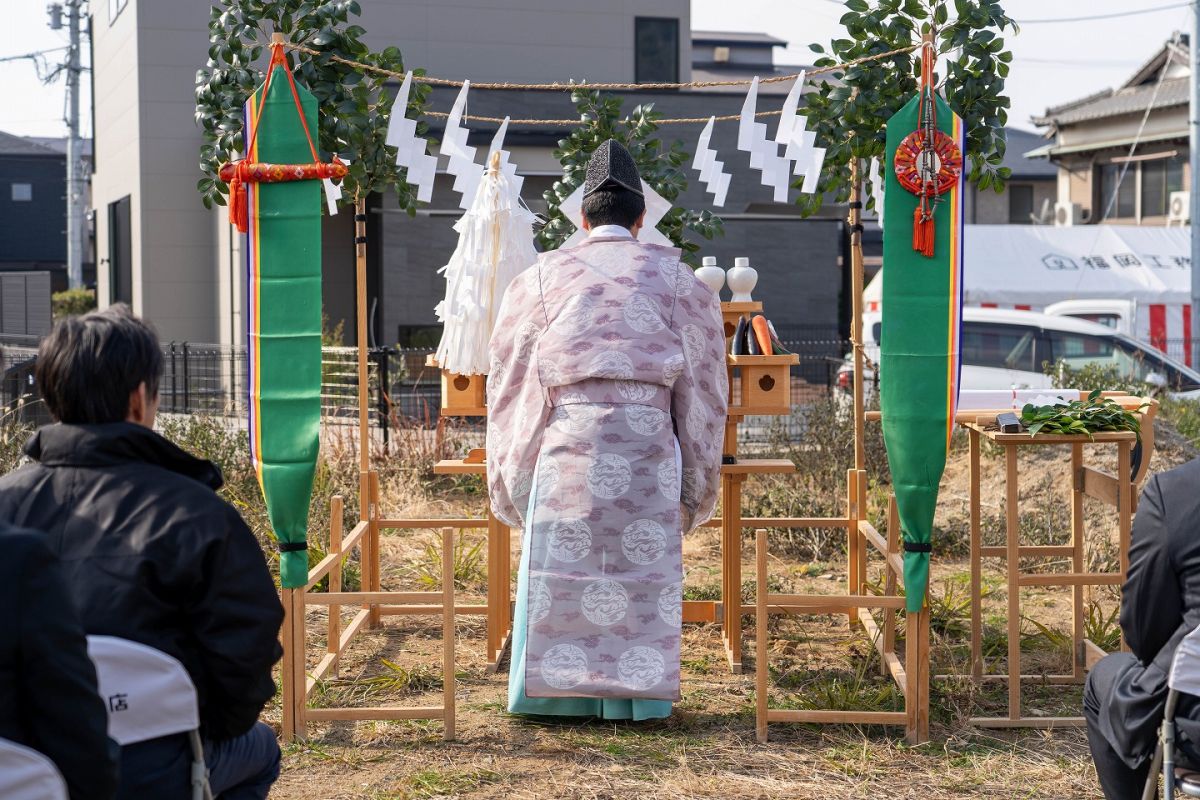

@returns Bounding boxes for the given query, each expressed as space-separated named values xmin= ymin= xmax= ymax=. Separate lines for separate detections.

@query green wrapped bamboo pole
xmin=880 ymin=62 xmax=965 ymax=613
xmin=244 ymin=46 xmax=323 ymax=589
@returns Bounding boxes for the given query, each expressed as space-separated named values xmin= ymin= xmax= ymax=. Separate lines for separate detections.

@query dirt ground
xmin=266 ymin=427 xmax=1196 ymax=799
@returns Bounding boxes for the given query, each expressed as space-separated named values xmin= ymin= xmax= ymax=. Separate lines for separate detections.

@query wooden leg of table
xmin=882 ymin=495 xmax=899 ymax=678
xmin=847 ymin=468 xmax=860 ymax=625
xmin=281 ymin=587 xmax=297 ymax=742
xmin=442 ymin=528 xmax=456 ymax=742
xmin=855 ymin=469 xmax=868 ymax=598
xmin=1071 ymin=443 xmax=1085 ymax=679
xmin=486 ymin=512 xmax=505 ymax=671
xmin=501 ymin=522 xmax=512 ymax=657
xmin=368 ymin=471 xmax=382 ymax=628
xmin=720 ymin=473 xmax=733 ymax=654
xmin=905 ymin=606 xmax=919 ymax=741
xmin=727 ymin=475 xmax=744 ymax=674
xmin=292 ymin=589 xmax=307 ymax=740
xmin=1005 ymin=444 xmax=1021 ymax=720
xmin=328 ymin=496 xmax=344 ymax=678
xmin=358 ymin=470 xmax=374 ymax=627
xmin=723 ymin=417 xmax=739 ymax=459
xmin=917 ymin=605 xmax=930 ymax=743
xmin=969 ymin=429 xmax=983 ymax=680
xmin=755 ymin=530 xmax=769 ymax=743
xmin=1118 ymin=441 xmax=1132 ymax=653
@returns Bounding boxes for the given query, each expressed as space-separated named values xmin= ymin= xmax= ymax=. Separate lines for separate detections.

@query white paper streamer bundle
xmin=434 ymin=157 xmax=538 ymax=375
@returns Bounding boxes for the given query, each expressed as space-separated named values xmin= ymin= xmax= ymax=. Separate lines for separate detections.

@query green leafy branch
xmin=538 ymin=89 xmax=724 ymax=264
xmin=798 ymin=0 xmax=1017 ymax=217
xmin=195 ymin=0 xmax=430 ymax=211
xmin=1020 ymin=389 xmax=1147 ymax=440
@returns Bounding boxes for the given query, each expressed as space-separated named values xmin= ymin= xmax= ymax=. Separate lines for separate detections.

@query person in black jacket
xmin=1085 ymin=456 xmax=1200 ymax=798
xmin=0 ymin=305 xmax=284 ymax=799
xmin=0 ymin=525 xmax=119 ymax=799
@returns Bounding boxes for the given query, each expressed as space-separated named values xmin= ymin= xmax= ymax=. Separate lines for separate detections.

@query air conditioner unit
xmin=1054 ymin=201 xmax=1085 ymax=227
xmin=1169 ymin=190 xmax=1189 ymax=225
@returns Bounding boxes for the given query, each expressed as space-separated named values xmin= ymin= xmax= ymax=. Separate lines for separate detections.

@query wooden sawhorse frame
xmin=753 ymin=487 xmax=930 ymax=744
xmin=281 ymin=475 xmax=457 ymax=741
xmin=431 ymin=457 xmax=513 ymax=672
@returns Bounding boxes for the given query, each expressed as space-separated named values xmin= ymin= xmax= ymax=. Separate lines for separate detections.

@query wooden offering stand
xmin=422 ymin=358 xmax=515 ymax=673
xmin=716 ymin=300 xmax=799 ymax=673
xmin=958 ymin=395 xmax=1157 ymax=729
xmin=426 ymin=355 xmax=487 ymax=417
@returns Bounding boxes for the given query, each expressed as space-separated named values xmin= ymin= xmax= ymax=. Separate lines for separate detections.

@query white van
xmin=838 ymin=307 xmax=1200 ymax=400
xmin=1044 ymin=298 xmax=1194 ymax=368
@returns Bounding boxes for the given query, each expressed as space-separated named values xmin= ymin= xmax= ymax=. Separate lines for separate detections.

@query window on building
xmin=1099 ymin=163 xmax=1136 ymax=220
xmin=635 ymin=17 xmax=679 ymax=84
xmin=109 ymin=0 xmax=127 ymax=24
xmin=1008 ymin=184 xmax=1034 ymax=224
xmin=10 ymin=183 xmax=32 ymax=202
xmin=1140 ymin=154 xmax=1185 ymax=218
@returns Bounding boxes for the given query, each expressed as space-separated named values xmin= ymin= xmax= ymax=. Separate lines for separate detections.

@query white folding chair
xmin=87 ymin=635 xmax=213 ymax=800
xmin=0 ymin=737 xmax=68 ymax=800
xmin=1144 ymin=624 xmax=1200 ymax=799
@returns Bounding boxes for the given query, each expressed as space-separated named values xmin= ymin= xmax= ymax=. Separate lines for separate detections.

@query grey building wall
xmin=964 ymin=178 xmax=1056 ymax=225
xmin=0 ymin=153 xmax=67 ymax=266
xmin=354 ymin=84 xmax=845 ymax=348
xmin=358 ymin=0 xmax=691 ymax=85
xmin=92 ymin=0 xmax=692 ymax=344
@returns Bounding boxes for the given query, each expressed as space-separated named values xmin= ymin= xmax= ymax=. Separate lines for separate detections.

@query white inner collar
xmin=587 ymin=224 xmax=634 ymax=239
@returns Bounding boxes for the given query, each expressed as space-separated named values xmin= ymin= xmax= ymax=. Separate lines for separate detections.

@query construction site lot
xmin=258 ymin=410 xmax=1198 ymax=800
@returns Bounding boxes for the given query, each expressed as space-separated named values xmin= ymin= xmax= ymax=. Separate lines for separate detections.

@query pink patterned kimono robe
xmin=487 ymin=233 xmax=727 ymax=701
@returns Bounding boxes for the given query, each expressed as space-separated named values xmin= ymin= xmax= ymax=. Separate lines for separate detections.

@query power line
xmin=0 ymin=46 xmax=68 ymax=64
xmin=1016 ymin=2 xmax=1191 ymax=25
xmin=1018 ymin=57 xmax=1144 ymax=68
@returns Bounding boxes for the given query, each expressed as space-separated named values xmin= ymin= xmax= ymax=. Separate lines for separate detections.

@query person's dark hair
xmin=581 ymin=187 xmax=646 ymax=230
xmin=36 ymin=304 xmax=163 ymax=424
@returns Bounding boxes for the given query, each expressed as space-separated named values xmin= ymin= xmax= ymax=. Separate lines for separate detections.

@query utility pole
xmin=1192 ymin=4 xmax=1200 ymax=358
xmin=62 ymin=0 xmax=85 ymax=289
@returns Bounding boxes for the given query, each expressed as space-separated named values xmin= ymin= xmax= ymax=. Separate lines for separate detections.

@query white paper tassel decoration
xmin=434 ymin=153 xmax=538 ymax=375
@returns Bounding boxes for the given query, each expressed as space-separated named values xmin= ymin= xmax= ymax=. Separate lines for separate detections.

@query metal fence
xmin=0 ymin=333 xmax=852 ymax=431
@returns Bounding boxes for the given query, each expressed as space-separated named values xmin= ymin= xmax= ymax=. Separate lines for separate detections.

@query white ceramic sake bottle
xmin=726 ymin=257 xmax=758 ymax=303
xmin=695 ymin=256 xmax=726 ymax=297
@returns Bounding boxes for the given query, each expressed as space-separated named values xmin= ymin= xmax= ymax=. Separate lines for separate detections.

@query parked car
xmin=836 ymin=307 xmax=1200 ymax=401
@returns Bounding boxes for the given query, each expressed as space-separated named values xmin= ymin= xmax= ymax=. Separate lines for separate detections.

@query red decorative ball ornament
xmin=893 ymin=130 xmax=962 ymax=197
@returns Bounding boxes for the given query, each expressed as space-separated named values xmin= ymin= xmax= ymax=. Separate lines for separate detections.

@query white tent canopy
xmin=864 ymin=224 xmax=1191 ymax=310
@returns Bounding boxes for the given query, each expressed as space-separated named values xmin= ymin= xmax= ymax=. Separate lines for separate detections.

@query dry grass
xmin=262 ymin=419 xmax=1191 ymax=800
xmin=3 ymin=402 xmax=1185 ymax=799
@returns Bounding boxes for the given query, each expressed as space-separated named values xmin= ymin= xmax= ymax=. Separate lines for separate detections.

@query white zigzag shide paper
xmin=691 ymin=116 xmax=730 ymax=207
xmin=869 ymin=156 xmax=885 ymax=228
xmin=736 ymin=77 xmax=791 ymax=203
xmin=384 ymin=73 xmax=437 ymax=203
xmin=441 ymin=82 xmax=486 ymax=210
